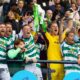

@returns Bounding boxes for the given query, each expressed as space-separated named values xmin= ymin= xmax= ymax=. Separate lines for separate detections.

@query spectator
xmin=60 ymin=0 xmax=71 ymax=11
xmin=19 ymin=11 xmax=33 ymax=28
xmin=48 ymin=0 xmax=55 ymax=12
xmin=2 ymin=1 xmax=10 ymax=16
xmin=10 ymin=4 xmax=21 ymax=21
xmin=45 ymin=9 xmax=53 ymax=24
xmin=52 ymin=3 xmax=64 ymax=21
xmin=17 ymin=0 xmax=26 ymax=17
xmin=69 ymin=2 xmax=80 ymax=21
xmin=5 ymin=10 xmax=20 ymax=34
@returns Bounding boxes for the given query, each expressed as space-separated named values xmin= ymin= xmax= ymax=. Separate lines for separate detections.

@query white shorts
xmin=0 ymin=68 xmax=11 ymax=80
xmin=24 ymin=63 xmax=43 ymax=80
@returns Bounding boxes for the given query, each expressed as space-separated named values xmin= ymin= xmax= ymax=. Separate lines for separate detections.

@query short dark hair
xmin=5 ymin=22 xmax=12 ymax=26
xmin=48 ymin=21 xmax=58 ymax=28
xmin=66 ymin=30 xmax=74 ymax=37
xmin=14 ymin=39 xmax=24 ymax=47
xmin=0 ymin=22 xmax=5 ymax=27
xmin=22 ymin=24 xmax=30 ymax=29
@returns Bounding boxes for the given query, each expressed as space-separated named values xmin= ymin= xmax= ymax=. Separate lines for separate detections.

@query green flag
xmin=33 ymin=4 xmax=39 ymax=32
xmin=41 ymin=20 xmax=47 ymax=32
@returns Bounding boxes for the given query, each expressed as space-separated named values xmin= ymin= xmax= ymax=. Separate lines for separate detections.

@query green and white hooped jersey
xmin=75 ymin=41 xmax=80 ymax=50
xmin=0 ymin=37 xmax=8 ymax=60
xmin=7 ymin=31 xmax=16 ymax=49
xmin=22 ymin=34 xmax=36 ymax=61
xmin=62 ymin=42 xmax=80 ymax=71
xmin=35 ymin=43 xmax=44 ymax=68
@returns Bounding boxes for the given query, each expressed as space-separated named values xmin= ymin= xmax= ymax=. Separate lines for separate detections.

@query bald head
xmin=46 ymin=10 xmax=53 ymax=19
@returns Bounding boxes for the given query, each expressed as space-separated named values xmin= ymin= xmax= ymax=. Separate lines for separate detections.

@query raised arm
xmin=59 ymin=19 xmax=72 ymax=43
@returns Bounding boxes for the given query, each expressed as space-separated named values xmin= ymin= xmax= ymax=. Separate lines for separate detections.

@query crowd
xmin=0 ymin=0 xmax=80 ymax=80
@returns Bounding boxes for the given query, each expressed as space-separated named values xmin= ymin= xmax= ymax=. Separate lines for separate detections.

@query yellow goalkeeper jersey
xmin=45 ymin=32 xmax=66 ymax=60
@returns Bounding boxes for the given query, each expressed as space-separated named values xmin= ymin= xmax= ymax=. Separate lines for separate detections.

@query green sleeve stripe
xmin=29 ymin=53 xmax=36 ymax=57
xmin=25 ymin=47 xmax=35 ymax=54
xmin=36 ymin=64 xmax=41 ymax=68
xmin=65 ymin=66 xmax=80 ymax=70
xmin=63 ymin=54 xmax=78 ymax=58
xmin=0 ymin=54 xmax=6 ymax=58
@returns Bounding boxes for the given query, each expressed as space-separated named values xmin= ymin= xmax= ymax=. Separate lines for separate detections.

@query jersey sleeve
xmin=7 ymin=48 xmax=21 ymax=59
xmin=45 ymin=32 xmax=52 ymax=42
